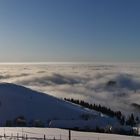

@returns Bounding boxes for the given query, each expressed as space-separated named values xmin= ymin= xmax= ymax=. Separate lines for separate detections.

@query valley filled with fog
xmin=0 ymin=63 xmax=140 ymax=116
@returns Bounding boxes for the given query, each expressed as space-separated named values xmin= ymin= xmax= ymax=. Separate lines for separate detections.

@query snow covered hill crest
xmin=0 ymin=83 xmax=132 ymax=134
xmin=0 ymin=83 xmax=98 ymax=125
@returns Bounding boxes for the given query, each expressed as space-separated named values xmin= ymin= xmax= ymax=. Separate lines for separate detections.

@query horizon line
xmin=0 ymin=61 xmax=140 ymax=65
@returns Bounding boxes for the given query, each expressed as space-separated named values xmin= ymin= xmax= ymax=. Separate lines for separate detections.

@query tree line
xmin=64 ymin=98 xmax=139 ymax=127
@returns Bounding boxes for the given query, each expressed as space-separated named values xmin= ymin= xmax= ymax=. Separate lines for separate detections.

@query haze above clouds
xmin=0 ymin=63 xmax=140 ymax=116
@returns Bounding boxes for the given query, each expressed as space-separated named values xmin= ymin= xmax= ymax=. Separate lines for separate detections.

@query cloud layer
xmin=0 ymin=63 xmax=140 ymax=116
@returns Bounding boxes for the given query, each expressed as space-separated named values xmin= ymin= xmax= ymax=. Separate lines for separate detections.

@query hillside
xmin=0 ymin=83 xmax=99 ymax=124
xmin=0 ymin=83 xmax=135 ymax=135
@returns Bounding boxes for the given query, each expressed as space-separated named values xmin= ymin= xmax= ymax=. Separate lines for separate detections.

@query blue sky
xmin=0 ymin=0 xmax=140 ymax=62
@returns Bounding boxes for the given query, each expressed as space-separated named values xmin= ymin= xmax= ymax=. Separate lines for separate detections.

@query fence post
xmin=69 ymin=130 xmax=71 ymax=140
xmin=11 ymin=133 xmax=13 ymax=139
xmin=60 ymin=134 xmax=61 ymax=140
xmin=17 ymin=133 xmax=19 ymax=140
xmin=4 ymin=133 xmax=6 ymax=138
xmin=22 ymin=128 xmax=23 ymax=140
xmin=3 ymin=127 xmax=6 ymax=138
xmin=44 ymin=134 xmax=46 ymax=140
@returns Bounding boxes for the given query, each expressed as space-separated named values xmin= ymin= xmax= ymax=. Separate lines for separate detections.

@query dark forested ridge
xmin=64 ymin=98 xmax=139 ymax=127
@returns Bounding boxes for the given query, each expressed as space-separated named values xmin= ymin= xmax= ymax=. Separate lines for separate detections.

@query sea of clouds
xmin=0 ymin=63 xmax=140 ymax=116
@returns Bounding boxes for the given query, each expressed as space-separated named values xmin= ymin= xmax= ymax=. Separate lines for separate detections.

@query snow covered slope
xmin=0 ymin=83 xmax=98 ymax=125
xmin=0 ymin=127 xmax=139 ymax=140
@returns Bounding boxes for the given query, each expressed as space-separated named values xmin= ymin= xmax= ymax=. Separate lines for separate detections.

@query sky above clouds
xmin=0 ymin=0 xmax=140 ymax=62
